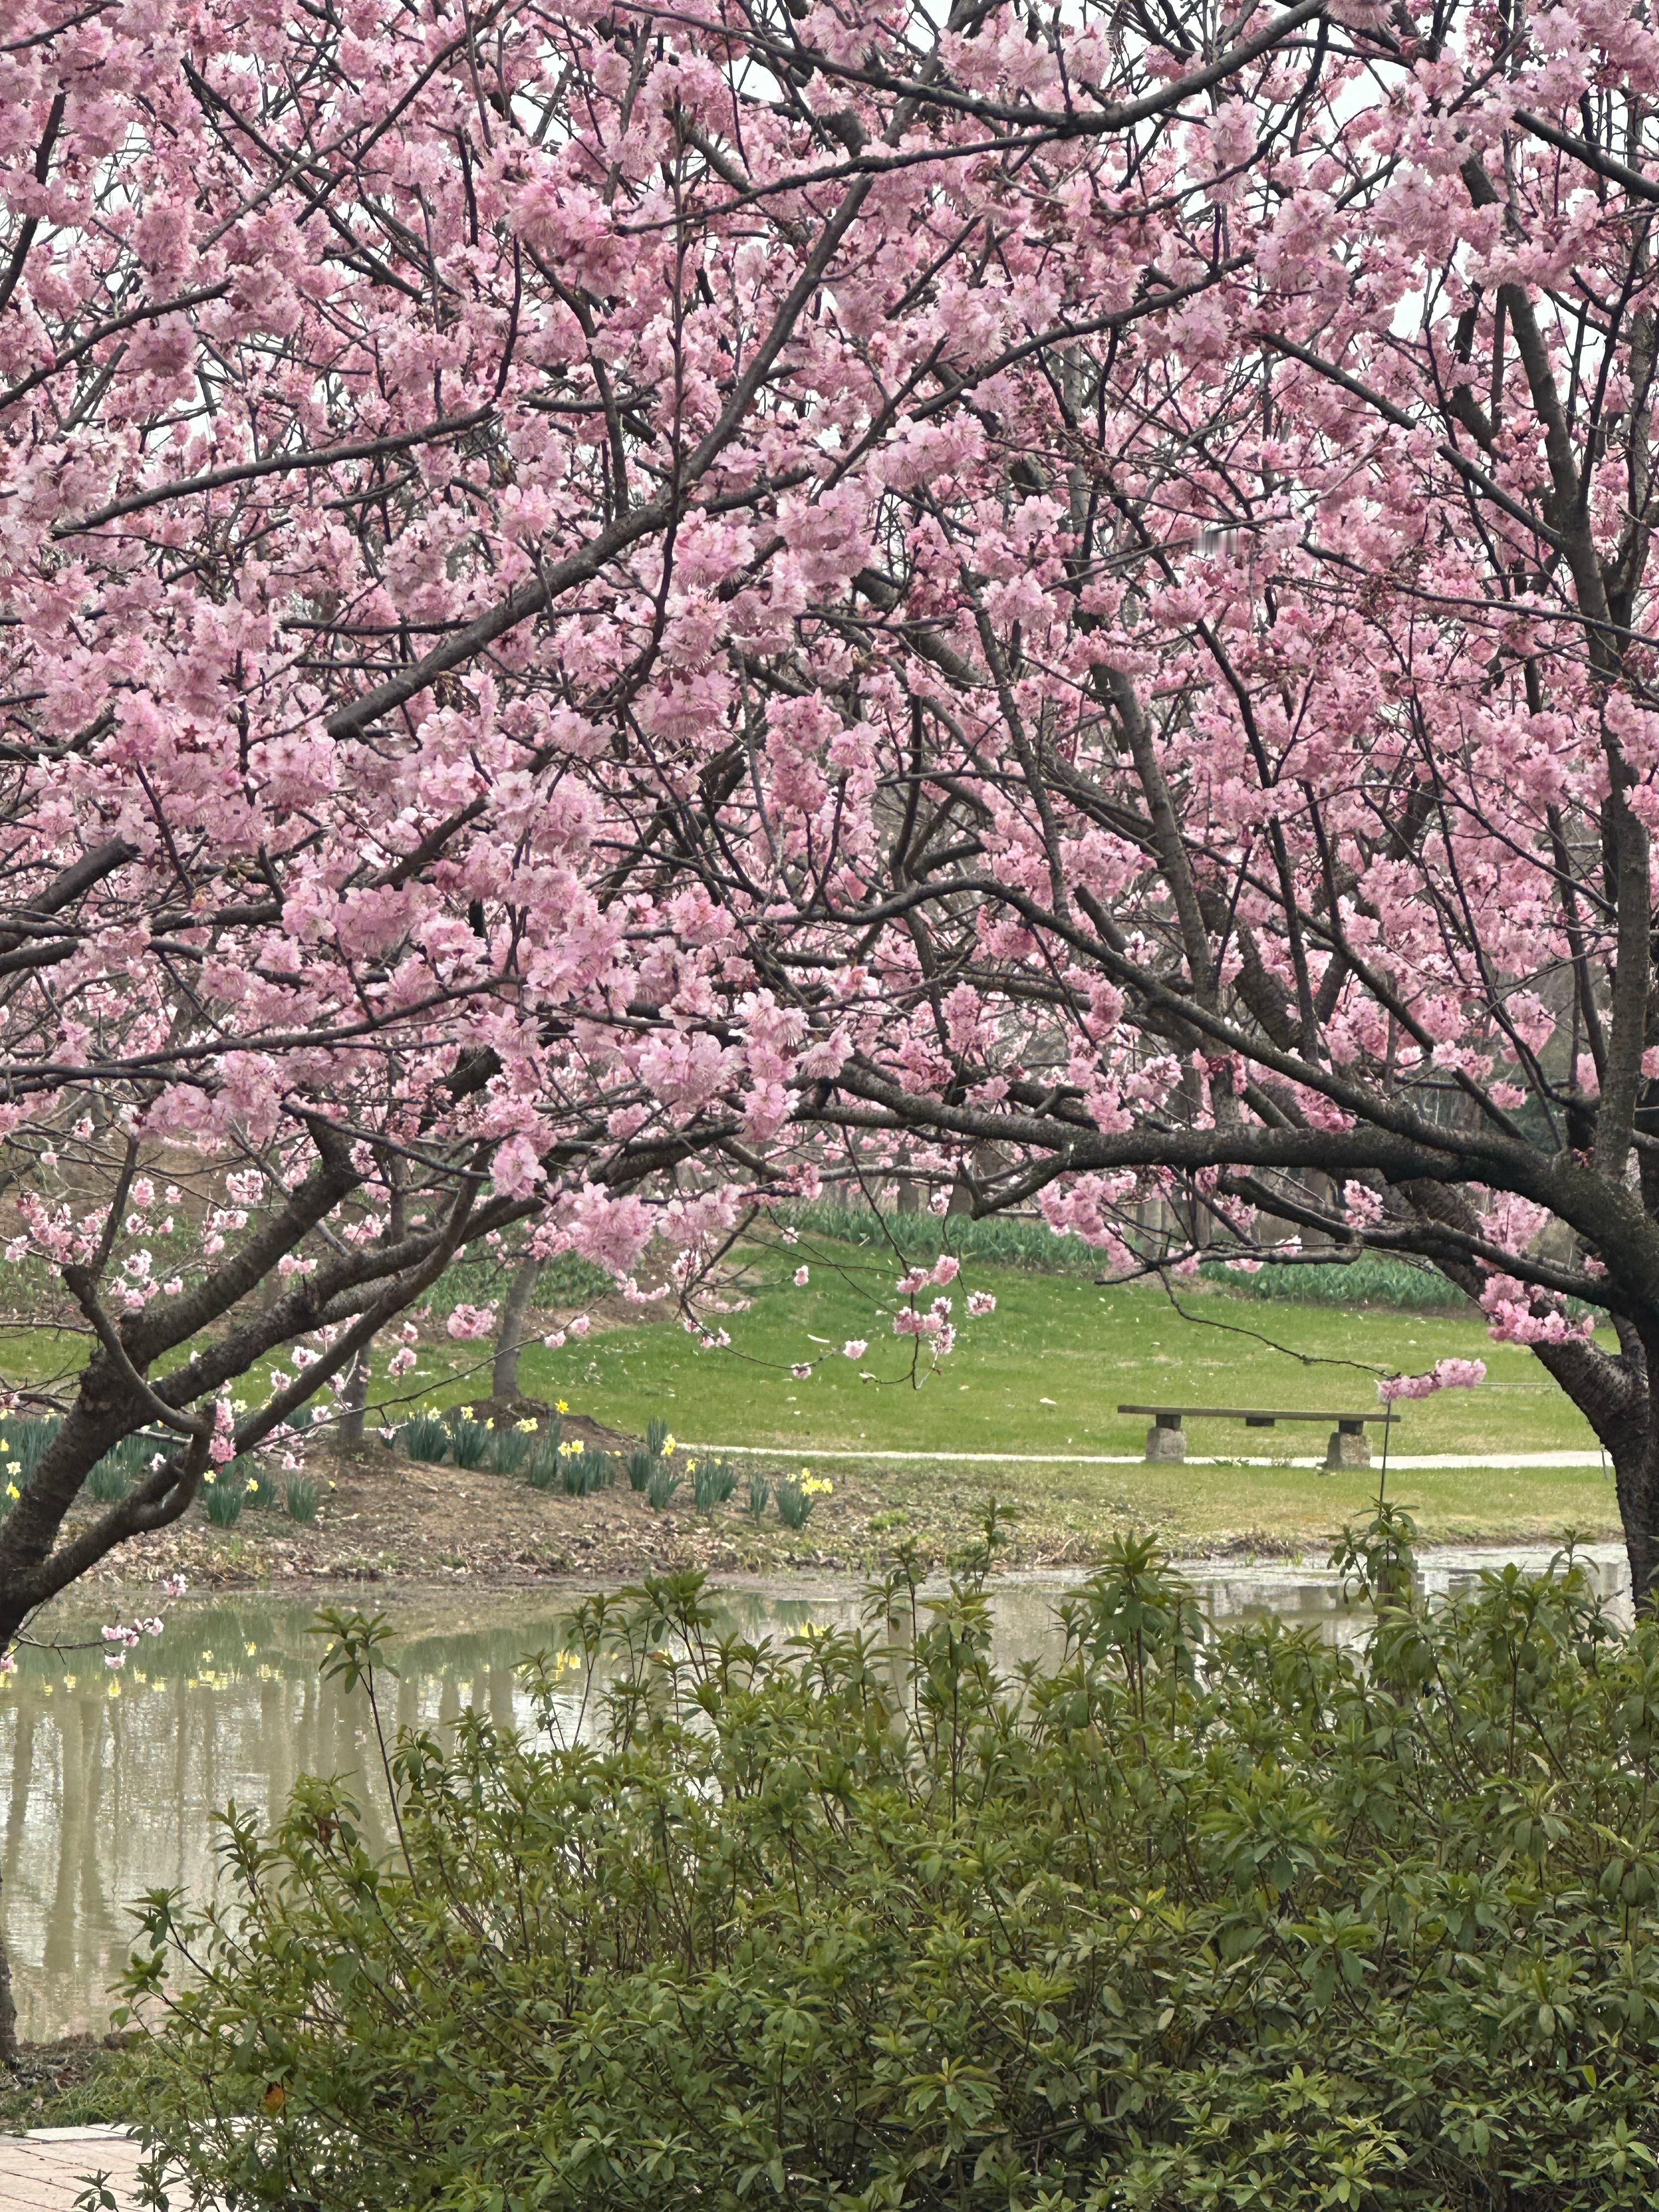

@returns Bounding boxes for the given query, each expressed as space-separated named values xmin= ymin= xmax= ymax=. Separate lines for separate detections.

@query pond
xmin=1 ymin=1541 xmax=1631 ymax=2043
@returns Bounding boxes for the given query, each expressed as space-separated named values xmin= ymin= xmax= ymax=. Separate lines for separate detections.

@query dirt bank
xmin=66 ymin=1421 xmax=1618 ymax=1602
xmin=72 ymin=1431 xmax=1128 ymax=1599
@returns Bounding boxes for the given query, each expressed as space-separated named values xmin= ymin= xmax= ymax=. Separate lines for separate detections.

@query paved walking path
xmin=0 ymin=2130 xmax=148 ymax=2212
xmin=685 ymin=1442 xmax=1611 ymax=1471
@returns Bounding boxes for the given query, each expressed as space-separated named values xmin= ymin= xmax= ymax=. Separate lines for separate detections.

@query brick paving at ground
xmin=0 ymin=2130 xmax=149 ymax=2212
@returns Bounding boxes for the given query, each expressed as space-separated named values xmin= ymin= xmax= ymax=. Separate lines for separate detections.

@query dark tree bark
xmin=0 ymin=1878 xmax=16 ymax=2066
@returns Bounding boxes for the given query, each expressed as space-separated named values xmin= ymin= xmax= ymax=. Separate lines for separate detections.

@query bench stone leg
xmin=1324 ymin=1426 xmax=1370 ymax=1471
xmin=1144 ymin=1422 xmax=1186 ymax=1463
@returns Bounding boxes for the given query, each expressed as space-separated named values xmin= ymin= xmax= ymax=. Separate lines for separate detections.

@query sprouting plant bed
xmin=400 ymin=1412 xmax=450 ymax=1465
xmin=284 ymin=1477 xmax=319 ymax=1524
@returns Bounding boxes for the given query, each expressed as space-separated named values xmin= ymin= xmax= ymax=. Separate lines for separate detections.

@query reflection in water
xmin=1 ymin=1543 xmax=1631 ymax=2041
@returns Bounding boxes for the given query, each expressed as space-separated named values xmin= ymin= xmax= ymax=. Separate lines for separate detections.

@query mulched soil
xmin=0 ymin=2039 xmax=126 ymax=2132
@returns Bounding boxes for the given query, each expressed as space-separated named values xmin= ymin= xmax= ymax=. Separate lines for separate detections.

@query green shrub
xmin=645 ymin=1417 xmax=670 ymax=1458
xmin=774 ymin=1204 xmax=1493 ymax=1308
xmin=624 ymin=1447 xmax=654 ymax=1492
xmin=420 ymin=1250 xmax=612 ymax=1324
xmin=489 ymin=1426 xmax=530 ymax=1475
xmin=1202 ymin=1251 xmax=1474 ymax=1310
xmin=774 ymin=1474 xmax=815 ymax=1529
xmin=447 ymin=1418 xmax=491 ymax=1470
xmin=401 ymin=1413 xmax=449 ymax=1465
xmin=245 ymin=1466 xmax=279 ymax=1511
xmin=531 ymin=1250 xmax=614 ymax=1306
xmin=775 ymin=1202 xmax=1104 ymax=1276
xmin=283 ymin=1477 xmax=318 ymax=1524
xmin=569 ymin=1448 xmax=612 ymax=1498
xmin=201 ymin=1474 xmax=244 ymax=1527
xmin=119 ymin=1519 xmax=1659 ymax=2212
xmin=744 ymin=1466 xmax=770 ymax=1520
xmin=644 ymin=1463 xmax=680 ymax=1511
xmin=691 ymin=1456 xmax=737 ymax=1512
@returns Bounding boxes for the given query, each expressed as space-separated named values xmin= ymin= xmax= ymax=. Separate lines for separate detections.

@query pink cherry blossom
xmin=1378 ymin=1358 xmax=1488 ymax=1403
xmin=445 ymin=1305 xmax=498 ymax=1341
xmin=5 ymin=0 xmax=1659 ymax=1631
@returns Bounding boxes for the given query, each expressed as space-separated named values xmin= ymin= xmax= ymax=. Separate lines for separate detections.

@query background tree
xmin=0 ymin=0 xmax=1316 ymax=1646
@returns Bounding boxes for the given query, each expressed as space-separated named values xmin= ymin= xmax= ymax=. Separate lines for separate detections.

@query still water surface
xmin=2 ymin=1542 xmax=1630 ymax=2042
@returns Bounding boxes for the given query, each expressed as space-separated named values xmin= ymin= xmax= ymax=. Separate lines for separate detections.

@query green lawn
xmin=2 ymin=1245 xmax=1617 ymax=1464
xmin=494 ymin=1257 xmax=1622 ymax=1547
xmin=1 ymin=1237 xmax=1628 ymax=1553
xmin=504 ymin=1255 xmax=1609 ymax=1460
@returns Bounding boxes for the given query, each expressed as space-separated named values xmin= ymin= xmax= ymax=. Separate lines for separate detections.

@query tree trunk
xmin=492 ymin=1255 xmax=541 ymax=1406
xmin=1613 ymin=1442 xmax=1659 ymax=1610
xmin=946 ymin=1142 xmax=1000 ymax=1215
xmin=337 ymin=1345 xmax=372 ymax=1451
xmin=0 ymin=1876 xmax=17 ymax=2066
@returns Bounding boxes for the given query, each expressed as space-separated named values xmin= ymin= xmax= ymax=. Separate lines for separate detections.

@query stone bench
xmin=1118 ymin=1404 xmax=1398 ymax=1471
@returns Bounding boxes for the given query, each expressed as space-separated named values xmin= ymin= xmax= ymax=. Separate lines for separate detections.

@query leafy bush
xmin=644 ymin=1463 xmax=681 ymax=1511
xmin=401 ymin=1413 xmax=449 ymax=1465
xmin=562 ymin=1447 xmax=611 ymax=1498
xmin=120 ymin=1519 xmax=1659 ymax=2212
xmin=774 ymin=1474 xmax=815 ymax=1529
xmin=691 ymin=1457 xmax=737 ymax=1512
xmin=283 ymin=1477 xmax=318 ymax=1524
xmin=421 ymin=1250 xmax=613 ymax=1323
xmin=489 ymin=1426 xmax=530 ymax=1475
xmin=201 ymin=1474 xmax=244 ymax=1528
xmin=245 ymin=1466 xmax=279 ymax=1511
xmin=776 ymin=1201 xmax=1105 ymax=1276
xmin=778 ymin=1203 xmax=1494 ymax=1310
xmin=447 ymin=1418 xmax=491 ymax=1470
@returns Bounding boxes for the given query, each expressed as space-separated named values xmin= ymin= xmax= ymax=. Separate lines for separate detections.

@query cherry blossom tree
xmin=0 ymin=0 xmax=1327 ymax=1646
xmin=9 ymin=0 xmax=1659 ymax=1631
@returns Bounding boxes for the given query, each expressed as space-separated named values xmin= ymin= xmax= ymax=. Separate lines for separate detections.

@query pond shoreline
xmin=37 ymin=1432 xmax=1624 ymax=1611
xmin=61 ymin=1433 xmax=1628 ymax=1610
